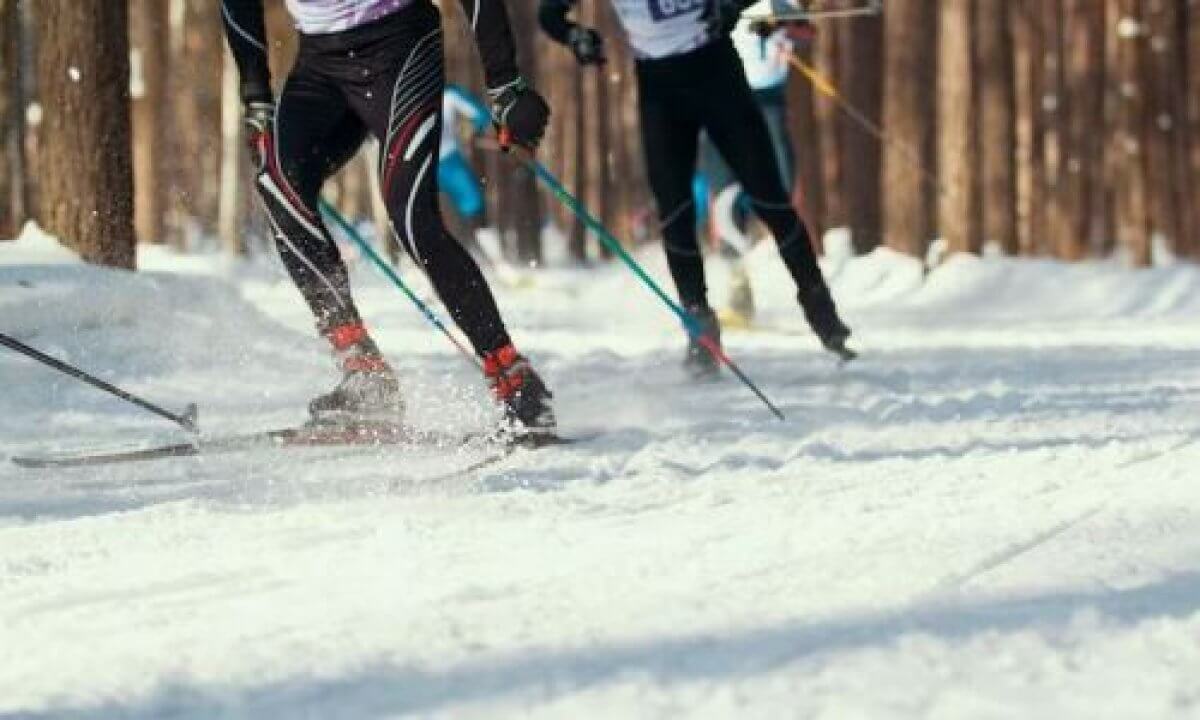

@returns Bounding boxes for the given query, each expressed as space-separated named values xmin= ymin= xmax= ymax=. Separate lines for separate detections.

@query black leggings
xmin=636 ymin=39 xmax=824 ymax=309
xmin=257 ymin=0 xmax=510 ymax=354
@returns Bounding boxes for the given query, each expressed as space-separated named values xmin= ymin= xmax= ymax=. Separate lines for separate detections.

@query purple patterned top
xmin=285 ymin=0 xmax=413 ymax=34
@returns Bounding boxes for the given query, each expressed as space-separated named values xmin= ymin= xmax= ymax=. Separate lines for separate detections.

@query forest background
xmin=0 ymin=0 xmax=1197 ymax=270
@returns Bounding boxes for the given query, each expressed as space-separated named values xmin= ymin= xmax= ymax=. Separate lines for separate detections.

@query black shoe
xmin=799 ymin=284 xmax=856 ymax=362
xmin=683 ymin=304 xmax=722 ymax=379
xmin=308 ymin=364 xmax=405 ymax=426
xmin=483 ymin=345 xmax=557 ymax=436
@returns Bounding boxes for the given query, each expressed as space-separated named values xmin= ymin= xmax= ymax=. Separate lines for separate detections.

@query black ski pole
xmin=0 ymin=332 xmax=199 ymax=433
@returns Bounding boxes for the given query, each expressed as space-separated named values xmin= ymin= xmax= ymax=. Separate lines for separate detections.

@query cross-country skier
xmin=538 ymin=0 xmax=854 ymax=375
xmin=221 ymin=0 xmax=556 ymax=435
xmin=697 ymin=0 xmax=814 ymax=322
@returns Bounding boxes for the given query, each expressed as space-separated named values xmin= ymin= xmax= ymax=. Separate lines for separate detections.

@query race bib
xmin=648 ymin=0 xmax=705 ymax=22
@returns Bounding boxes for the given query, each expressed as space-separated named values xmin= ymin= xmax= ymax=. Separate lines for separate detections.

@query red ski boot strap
xmin=327 ymin=323 xmax=369 ymax=351
xmin=482 ymin=344 xmax=527 ymax=400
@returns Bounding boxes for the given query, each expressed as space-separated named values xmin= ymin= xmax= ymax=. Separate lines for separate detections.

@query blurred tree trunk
xmin=976 ymin=0 xmax=1017 ymax=254
xmin=1040 ymin=0 xmax=1069 ymax=258
xmin=788 ymin=47 xmax=824 ymax=246
xmin=1112 ymin=0 xmax=1151 ymax=266
xmin=937 ymin=0 xmax=977 ymax=255
xmin=0 ymin=0 xmax=19 ymax=238
xmin=838 ymin=13 xmax=884 ymax=254
xmin=1189 ymin=0 xmax=1200 ymax=259
xmin=593 ymin=49 xmax=613 ymax=259
xmin=1142 ymin=0 xmax=1188 ymax=257
xmin=569 ymin=63 xmax=587 ymax=260
xmin=34 ymin=0 xmax=135 ymax=268
xmin=500 ymin=0 xmax=542 ymax=263
xmin=130 ymin=0 xmax=169 ymax=244
xmin=813 ymin=23 xmax=845 ymax=231
xmin=169 ymin=0 xmax=223 ymax=248
xmin=882 ymin=0 xmax=936 ymax=258
xmin=1013 ymin=0 xmax=1046 ymax=256
xmin=1059 ymin=0 xmax=1104 ymax=260
xmin=218 ymin=46 xmax=246 ymax=256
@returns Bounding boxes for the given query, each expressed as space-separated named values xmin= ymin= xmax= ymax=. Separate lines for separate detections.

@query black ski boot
xmin=483 ymin=344 xmax=557 ymax=437
xmin=683 ymin=304 xmax=722 ymax=379
xmin=799 ymin=284 xmax=856 ymax=362
xmin=309 ymin=323 xmax=405 ymax=426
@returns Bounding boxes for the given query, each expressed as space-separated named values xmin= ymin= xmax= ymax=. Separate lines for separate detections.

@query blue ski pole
xmin=496 ymin=134 xmax=785 ymax=421
xmin=318 ymin=199 xmax=481 ymax=369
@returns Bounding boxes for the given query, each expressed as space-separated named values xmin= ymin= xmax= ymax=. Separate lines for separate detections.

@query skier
xmin=221 ymin=0 xmax=556 ymax=435
xmin=538 ymin=0 xmax=854 ymax=375
xmin=697 ymin=0 xmax=814 ymax=322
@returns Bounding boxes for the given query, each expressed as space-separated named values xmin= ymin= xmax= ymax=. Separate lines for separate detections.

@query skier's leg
xmin=259 ymin=68 xmax=405 ymax=421
xmin=700 ymin=43 xmax=852 ymax=353
xmin=346 ymin=5 xmax=553 ymax=431
xmin=257 ymin=73 xmax=367 ymax=333
xmin=634 ymin=65 xmax=724 ymax=377
xmin=635 ymin=66 xmax=706 ymax=309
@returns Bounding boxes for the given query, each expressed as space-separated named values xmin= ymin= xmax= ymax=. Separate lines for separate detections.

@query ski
xmin=10 ymin=424 xmax=587 ymax=470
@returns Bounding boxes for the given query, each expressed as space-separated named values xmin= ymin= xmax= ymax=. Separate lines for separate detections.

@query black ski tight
xmin=256 ymin=0 xmax=511 ymax=353
xmin=635 ymin=39 xmax=824 ymax=309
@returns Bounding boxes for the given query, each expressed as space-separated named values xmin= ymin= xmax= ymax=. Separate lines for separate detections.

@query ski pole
xmin=788 ymin=54 xmax=944 ymax=196
xmin=496 ymin=134 xmax=786 ymax=421
xmin=743 ymin=0 xmax=882 ymax=23
xmin=317 ymin=199 xmax=483 ymax=370
xmin=0 ymin=332 xmax=199 ymax=433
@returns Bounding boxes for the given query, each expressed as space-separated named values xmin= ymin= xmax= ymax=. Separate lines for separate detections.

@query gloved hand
xmin=243 ymin=100 xmax=275 ymax=173
xmin=489 ymin=78 xmax=551 ymax=150
xmin=566 ymin=25 xmax=606 ymax=66
xmin=749 ymin=17 xmax=816 ymax=43
xmin=702 ymin=0 xmax=754 ymax=39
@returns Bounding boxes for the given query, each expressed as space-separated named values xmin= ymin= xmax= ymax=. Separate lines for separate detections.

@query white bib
xmin=608 ymin=0 xmax=712 ymax=59
xmin=285 ymin=0 xmax=412 ymax=34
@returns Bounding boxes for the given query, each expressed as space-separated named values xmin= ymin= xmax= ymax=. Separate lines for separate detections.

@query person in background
xmin=539 ymin=0 xmax=854 ymax=377
xmin=439 ymin=84 xmax=491 ymax=231
xmin=696 ymin=0 xmax=814 ymax=323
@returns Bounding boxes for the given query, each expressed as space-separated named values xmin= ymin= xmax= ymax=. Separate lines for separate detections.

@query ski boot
xmin=483 ymin=344 xmax=557 ymax=438
xmin=309 ymin=322 xmax=405 ymax=427
xmin=683 ymin=303 xmax=722 ymax=379
xmin=799 ymin=283 xmax=856 ymax=362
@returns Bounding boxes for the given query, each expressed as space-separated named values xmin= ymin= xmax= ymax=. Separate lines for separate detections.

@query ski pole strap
xmin=317 ymin=200 xmax=482 ymax=369
xmin=0 ymin=332 xmax=199 ymax=433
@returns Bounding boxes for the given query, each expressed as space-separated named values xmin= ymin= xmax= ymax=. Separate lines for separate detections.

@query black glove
xmin=750 ymin=17 xmax=816 ymax=42
xmin=489 ymin=78 xmax=551 ymax=150
xmin=566 ymin=25 xmax=606 ymax=66
xmin=243 ymin=100 xmax=275 ymax=173
xmin=701 ymin=0 xmax=754 ymax=39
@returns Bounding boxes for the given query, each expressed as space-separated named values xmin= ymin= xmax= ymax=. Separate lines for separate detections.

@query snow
xmin=3 ymin=228 xmax=1200 ymax=718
